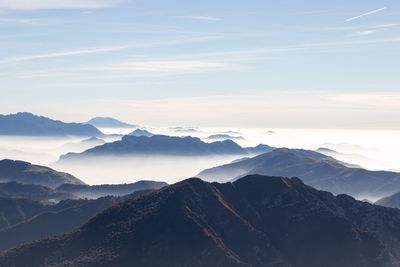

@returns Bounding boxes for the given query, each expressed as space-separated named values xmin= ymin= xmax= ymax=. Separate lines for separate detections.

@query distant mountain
xmin=0 ymin=112 xmax=103 ymax=137
xmin=60 ymin=137 xmax=106 ymax=153
xmin=197 ymin=148 xmax=400 ymax=199
xmin=245 ymin=144 xmax=274 ymax=155
xmin=128 ymin=129 xmax=154 ymax=137
xmin=375 ymin=192 xmax=400 ymax=208
xmin=169 ymin=127 xmax=200 ymax=133
xmin=87 ymin=117 xmax=136 ymax=128
xmin=205 ymin=134 xmax=245 ymax=141
xmin=0 ymin=159 xmax=85 ymax=189
xmin=56 ymin=180 xmax=168 ymax=199
xmin=2 ymin=175 xmax=400 ymax=266
xmin=59 ymin=135 xmax=253 ymax=162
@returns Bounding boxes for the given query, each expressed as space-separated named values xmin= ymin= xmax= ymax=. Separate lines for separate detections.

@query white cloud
xmin=0 ymin=0 xmax=115 ymax=10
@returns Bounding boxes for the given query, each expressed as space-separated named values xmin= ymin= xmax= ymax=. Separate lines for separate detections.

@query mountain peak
xmin=87 ymin=117 xmax=136 ymax=128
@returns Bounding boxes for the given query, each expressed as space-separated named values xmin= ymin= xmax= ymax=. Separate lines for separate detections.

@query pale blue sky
xmin=1 ymin=0 xmax=400 ymax=127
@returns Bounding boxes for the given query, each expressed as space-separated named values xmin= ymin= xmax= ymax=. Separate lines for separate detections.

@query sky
xmin=1 ymin=0 xmax=400 ymax=128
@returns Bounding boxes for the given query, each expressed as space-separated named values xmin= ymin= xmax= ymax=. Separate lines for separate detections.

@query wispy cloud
xmin=173 ymin=16 xmax=223 ymax=21
xmin=0 ymin=0 xmax=116 ymax=10
xmin=0 ymin=46 xmax=127 ymax=63
xmin=84 ymin=60 xmax=229 ymax=75
xmin=352 ymin=29 xmax=381 ymax=36
xmin=344 ymin=7 xmax=386 ymax=22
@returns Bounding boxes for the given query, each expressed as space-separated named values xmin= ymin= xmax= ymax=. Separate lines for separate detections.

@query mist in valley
xmin=0 ymin=127 xmax=399 ymax=186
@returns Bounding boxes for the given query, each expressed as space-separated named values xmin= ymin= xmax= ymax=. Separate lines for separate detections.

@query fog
xmin=0 ymin=128 xmax=399 ymax=186
xmin=52 ymin=155 xmax=242 ymax=185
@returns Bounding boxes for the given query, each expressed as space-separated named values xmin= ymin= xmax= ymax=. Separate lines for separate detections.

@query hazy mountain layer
xmin=87 ymin=117 xmax=136 ymax=128
xmin=56 ymin=180 xmax=167 ymax=199
xmin=59 ymin=135 xmax=272 ymax=162
xmin=0 ymin=112 xmax=102 ymax=137
xmin=197 ymin=148 xmax=400 ymax=199
xmin=0 ymin=159 xmax=85 ymax=189
xmin=375 ymin=192 xmax=400 ymax=208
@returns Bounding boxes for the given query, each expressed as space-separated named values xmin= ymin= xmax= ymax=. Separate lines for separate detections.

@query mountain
xmin=0 ymin=112 xmax=103 ymax=137
xmin=375 ymin=192 xmax=400 ymax=208
xmin=206 ymin=134 xmax=245 ymax=141
xmin=0 ymin=197 xmax=47 ymax=230
xmin=87 ymin=117 xmax=136 ymax=128
xmin=56 ymin=180 xmax=168 ymax=199
xmin=0 ymin=159 xmax=85 ymax=189
xmin=0 ymin=197 xmax=118 ymax=252
xmin=60 ymin=137 xmax=106 ymax=153
xmin=128 ymin=129 xmax=154 ymax=137
xmin=245 ymin=144 xmax=274 ymax=155
xmin=0 ymin=190 xmax=156 ymax=252
xmin=0 ymin=182 xmax=73 ymax=203
xmin=197 ymin=148 xmax=400 ymax=199
xmin=2 ymin=175 xmax=400 ymax=266
xmin=169 ymin=127 xmax=200 ymax=133
xmin=59 ymin=135 xmax=251 ymax=161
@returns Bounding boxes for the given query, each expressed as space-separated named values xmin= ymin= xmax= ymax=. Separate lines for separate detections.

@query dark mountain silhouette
xmin=375 ymin=192 xmax=400 ymax=208
xmin=0 ymin=112 xmax=103 ymax=136
xmin=56 ymin=180 xmax=168 ymax=199
xmin=128 ymin=129 xmax=154 ymax=137
xmin=0 ymin=182 xmax=73 ymax=203
xmin=59 ymin=135 xmax=273 ymax=162
xmin=197 ymin=148 xmax=400 ymax=199
xmin=0 ymin=159 xmax=85 ymax=188
xmin=87 ymin=117 xmax=136 ymax=128
xmin=2 ymin=175 xmax=400 ymax=266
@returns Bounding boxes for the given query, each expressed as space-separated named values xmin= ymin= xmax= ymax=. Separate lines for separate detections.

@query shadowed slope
xmin=1 ymin=175 xmax=400 ymax=266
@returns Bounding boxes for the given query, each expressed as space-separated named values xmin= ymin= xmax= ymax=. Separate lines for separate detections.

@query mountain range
xmin=0 ymin=113 xmax=103 ymax=137
xmin=197 ymin=148 xmax=400 ymax=199
xmin=2 ymin=175 xmax=400 ymax=266
xmin=58 ymin=135 xmax=273 ymax=162
xmin=87 ymin=117 xmax=136 ymax=128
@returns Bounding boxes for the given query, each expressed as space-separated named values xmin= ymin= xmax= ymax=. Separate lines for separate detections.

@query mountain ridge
xmin=0 ymin=112 xmax=103 ymax=137
xmin=1 ymin=175 xmax=400 ymax=266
